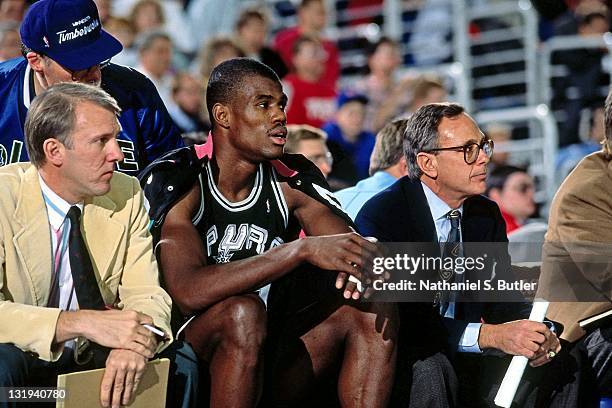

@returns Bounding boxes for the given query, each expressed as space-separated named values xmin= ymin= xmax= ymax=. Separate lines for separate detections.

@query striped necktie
xmin=67 ymin=206 xmax=106 ymax=310
xmin=439 ymin=209 xmax=462 ymax=315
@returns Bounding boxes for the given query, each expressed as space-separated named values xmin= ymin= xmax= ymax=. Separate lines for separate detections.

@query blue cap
xmin=337 ymin=90 xmax=369 ymax=108
xmin=20 ymin=0 xmax=122 ymax=71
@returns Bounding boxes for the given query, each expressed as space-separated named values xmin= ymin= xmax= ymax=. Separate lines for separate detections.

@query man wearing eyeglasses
xmin=0 ymin=0 xmax=183 ymax=176
xmin=356 ymin=103 xmax=560 ymax=407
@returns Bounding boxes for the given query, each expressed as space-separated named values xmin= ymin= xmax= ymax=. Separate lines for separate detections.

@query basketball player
xmin=140 ymin=58 xmax=398 ymax=407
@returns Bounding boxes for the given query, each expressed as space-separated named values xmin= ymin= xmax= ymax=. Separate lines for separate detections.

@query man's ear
xmin=42 ymin=138 xmax=64 ymax=167
xmin=398 ymin=156 xmax=408 ymax=176
xmin=416 ymin=152 xmax=438 ymax=178
xmin=26 ymin=52 xmax=45 ymax=73
xmin=212 ymin=103 xmax=230 ymax=129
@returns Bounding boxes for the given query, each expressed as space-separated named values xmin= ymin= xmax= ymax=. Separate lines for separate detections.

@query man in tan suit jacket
xmin=0 ymin=83 xmax=180 ymax=408
xmin=537 ymin=93 xmax=612 ymax=401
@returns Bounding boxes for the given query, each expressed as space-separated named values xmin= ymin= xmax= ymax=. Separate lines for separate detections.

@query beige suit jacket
xmin=537 ymin=151 xmax=612 ymax=342
xmin=0 ymin=163 xmax=172 ymax=361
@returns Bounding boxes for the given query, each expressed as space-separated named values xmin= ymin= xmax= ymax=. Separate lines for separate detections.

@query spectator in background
xmin=404 ymin=74 xmax=448 ymax=115
xmin=196 ymin=36 xmax=244 ymax=85
xmin=0 ymin=21 xmax=20 ymax=62
xmin=105 ymin=17 xmax=138 ymax=67
xmin=167 ymin=72 xmax=209 ymax=145
xmin=410 ymin=0 xmax=453 ymax=66
xmin=283 ymin=36 xmax=336 ymax=128
xmin=274 ymin=0 xmax=340 ymax=87
xmin=556 ymin=103 xmax=604 ymax=183
xmin=323 ymin=91 xmax=375 ymax=183
xmin=353 ymin=37 xmax=413 ymax=133
xmin=234 ymin=8 xmax=287 ymax=79
xmin=186 ymin=0 xmax=242 ymax=51
xmin=121 ymin=0 xmax=195 ymax=57
xmin=129 ymin=0 xmax=164 ymax=37
xmin=486 ymin=165 xmax=537 ymax=234
xmin=285 ymin=124 xmax=332 ymax=178
xmin=0 ymin=0 xmax=26 ymax=23
xmin=484 ymin=122 xmax=512 ymax=168
xmin=335 ymin=119 xmax=408 ymax=219
xmin=554 ymin=10 xmax=609 ymax=146
xmin=93 ymin=0 xmax=111 ymax=23
xmin=136 ymin=30 xmax=174 ymax=107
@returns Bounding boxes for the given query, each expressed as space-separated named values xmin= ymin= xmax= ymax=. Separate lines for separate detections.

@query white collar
xmin=421 ymin=181 xmax=463 ymax=221
xmin=38 ymin=173 xmax=84 ymax=230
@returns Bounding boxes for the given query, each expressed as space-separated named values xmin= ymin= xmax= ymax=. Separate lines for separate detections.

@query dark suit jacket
xmin=355 ymin=176 xmax=530 ymax=354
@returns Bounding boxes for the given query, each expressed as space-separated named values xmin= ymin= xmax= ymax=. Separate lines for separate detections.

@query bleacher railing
xmin=475 ymin=105 xmax=559 ymax=205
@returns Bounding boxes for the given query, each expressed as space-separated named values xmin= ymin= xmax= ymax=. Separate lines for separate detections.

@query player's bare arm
xmin=158 ymin=180 xmax=371 ymax=315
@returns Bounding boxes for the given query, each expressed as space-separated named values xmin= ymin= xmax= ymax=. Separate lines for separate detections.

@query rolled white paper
xmin=494 ymin=300 xmax=549 ymax=407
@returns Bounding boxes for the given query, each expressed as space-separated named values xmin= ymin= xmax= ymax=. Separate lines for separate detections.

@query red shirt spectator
xmin=284 ymin=73 xmax=336 ymax=128
xmin=273 ymin=0 xmax=340 ymax=87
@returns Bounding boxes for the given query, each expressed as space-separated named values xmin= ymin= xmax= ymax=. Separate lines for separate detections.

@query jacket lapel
xmin=401 ymin=178 xmax=437 ymax=243
xmin=82 ymin=195 xmax=123 ymax=282
xmin=13 ymin=166 xmax=53 ymax=306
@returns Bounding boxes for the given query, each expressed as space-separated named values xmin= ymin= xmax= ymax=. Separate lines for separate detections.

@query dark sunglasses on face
xmin=426 ymin=137 xmax=494 ymax=165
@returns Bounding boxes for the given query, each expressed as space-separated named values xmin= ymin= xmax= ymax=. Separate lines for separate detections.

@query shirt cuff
xmin=458 ymin=322 xmax=483 ymax=353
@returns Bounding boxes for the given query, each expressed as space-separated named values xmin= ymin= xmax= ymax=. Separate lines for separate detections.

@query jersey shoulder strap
xmin=138 ymin=145 xmax=205 ymax=231
xmin=273 ymin=153 xmax=357 ymax=232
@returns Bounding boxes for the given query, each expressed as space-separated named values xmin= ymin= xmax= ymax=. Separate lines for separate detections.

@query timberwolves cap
xmin=20 ymin=0 xmax=122 ymax=71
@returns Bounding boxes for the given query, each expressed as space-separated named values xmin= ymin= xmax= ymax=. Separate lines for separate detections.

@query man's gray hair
xmin=403 ymin=103 xmax=464 ymax=180
xmin=369 ymin=119 xmax=408 ymax=175
xmin=25 ymin=82 xmax=121 ymax=167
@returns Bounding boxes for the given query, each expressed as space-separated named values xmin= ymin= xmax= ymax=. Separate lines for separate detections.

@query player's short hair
xmin=285 ymin=124 xmax=327 ymax=153
xmin=25 ymin=82 xmax=121 ymax=167
xmin=206 ymin=58 xmax=280 ymax=128
xmin=404 ymin=103 xmax=465 ymax=180
xmin=369 ymin=119 xmax=408 ymax=175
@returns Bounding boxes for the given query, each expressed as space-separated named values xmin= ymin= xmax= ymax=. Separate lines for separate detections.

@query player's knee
xmin=351 ymin=302 xmax=399 ymax=333
xmin=220 ymin=296 xmax=267 ymax=354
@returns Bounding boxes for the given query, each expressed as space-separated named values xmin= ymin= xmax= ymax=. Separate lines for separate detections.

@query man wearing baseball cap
xmin=0 ymin=0 xmax=183 ymax=175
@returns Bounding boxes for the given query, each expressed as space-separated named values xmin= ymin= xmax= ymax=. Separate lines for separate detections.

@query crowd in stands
xmin=2 ymin=0 xmax=608 ymax=207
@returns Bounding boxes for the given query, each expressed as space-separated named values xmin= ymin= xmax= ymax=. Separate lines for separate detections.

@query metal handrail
xmin=539 ymin=34 xmax=611 ymax=105
xmin=475 ymin=105 xmax=559 ymax=203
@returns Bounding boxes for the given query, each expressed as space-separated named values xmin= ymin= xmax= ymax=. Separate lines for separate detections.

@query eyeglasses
xmin=306 ymin=151 xmax=333 ymax=167
xmin=426 ymin=137 xmax=494 ymax=165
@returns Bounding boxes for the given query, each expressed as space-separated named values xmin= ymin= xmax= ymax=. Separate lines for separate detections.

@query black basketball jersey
xmin=193 ymin=160 xmax=299 ymax=269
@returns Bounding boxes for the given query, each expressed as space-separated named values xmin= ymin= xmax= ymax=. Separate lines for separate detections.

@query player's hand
xmin=301 ymin=232 xmax=379 ymax=279
xmin=529 ymin=327 xmax=561 ymax=367
xmin=100 ymin=349 xmax=148 ymax=408
xmin=81 ymin=310 xmax=158 ymax=358
xmin=300 ymin=232 xmax=383 ymax=300
xmin=479 ymin=320 xmax=558 ymax=360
